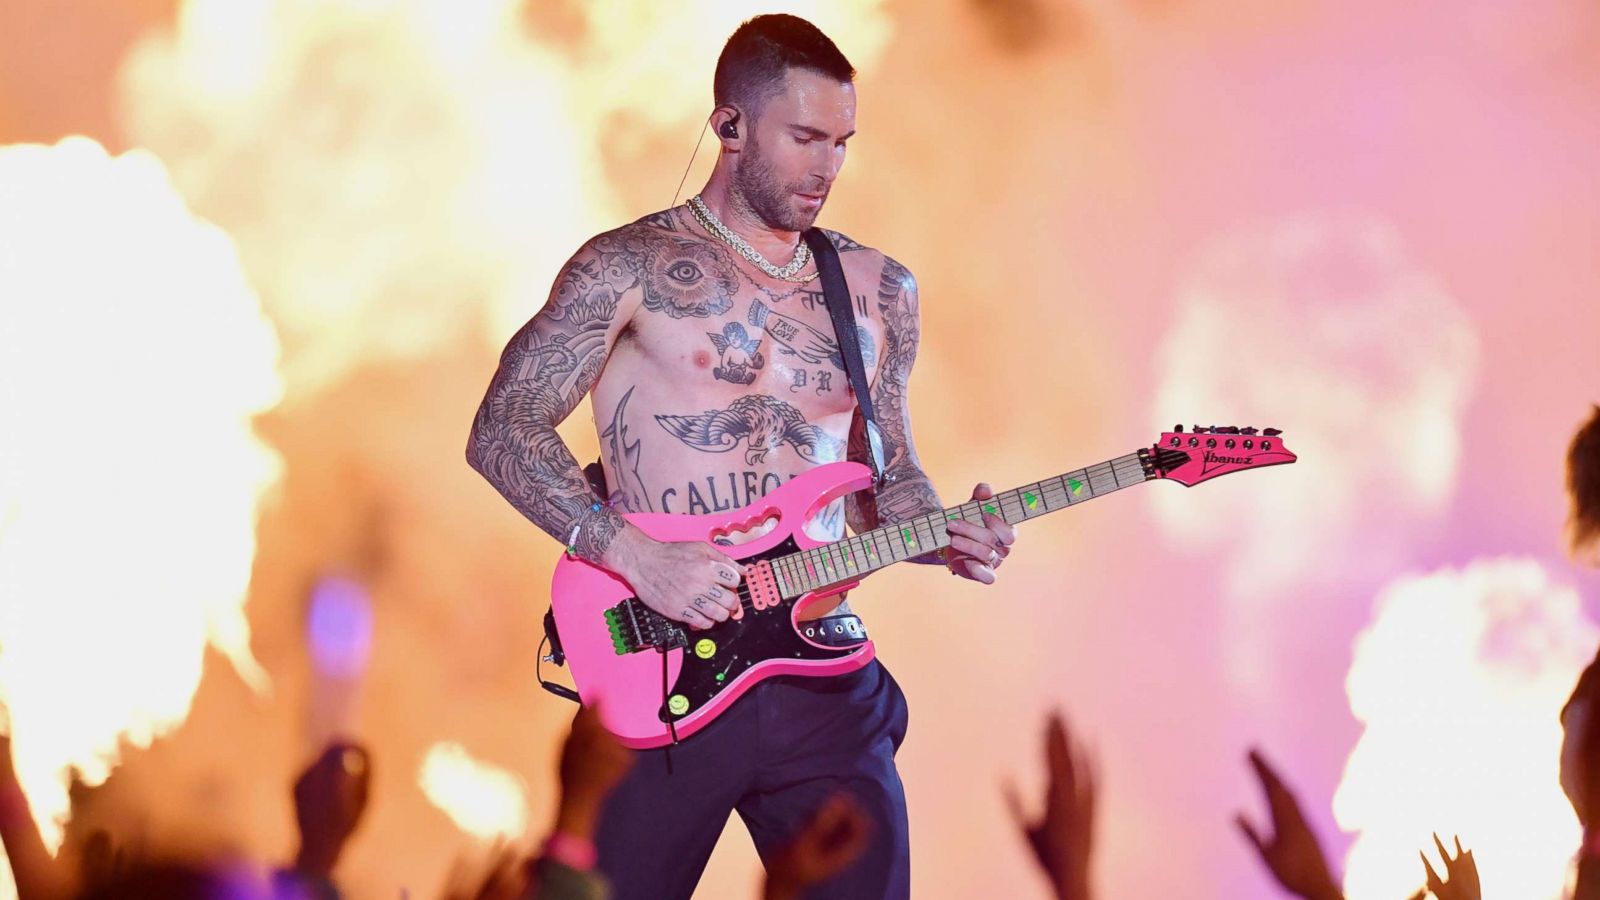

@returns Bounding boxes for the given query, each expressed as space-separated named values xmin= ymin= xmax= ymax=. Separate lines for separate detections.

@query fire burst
xmin=418 ymin=742 xmax=530 ymax=843
xmin=1333 ymin=557 xmax=1595 ymax=898
xmin=0 ymin=138 xmax=282 ymax=877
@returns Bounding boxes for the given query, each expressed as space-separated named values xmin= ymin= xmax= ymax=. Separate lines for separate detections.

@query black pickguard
xmin=654 ymin=535 xmax=864 ymax=724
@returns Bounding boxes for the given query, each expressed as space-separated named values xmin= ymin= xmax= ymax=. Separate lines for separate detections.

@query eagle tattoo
xmin=655 ymin=394 xmax=845 ymax=465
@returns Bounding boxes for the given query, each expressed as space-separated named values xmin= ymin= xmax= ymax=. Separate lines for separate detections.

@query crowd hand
xmin=609 ymin=529 xmax=745 ymax=632
xmin=555 ymin=704 xmax=634 ymax=841
xmin=79 ymin=829 xmax=132 ymax=893
xmin=292 ymin=741 xmax=371 ymax=878
xmin=762 ymin=793 xmax=872 ymax=900
xmin=1236 ymin=749 xmax=1344 ymax=900
xmin=1419 ymin=833 xmax=1480 ymax=900
xmin=441 ymin=843 xmax=532 ymax=900
xmin=1005 ymin=711 xmax=1097 ymax=900
xmin=944 ymin=483 xmax=1016 ymax=585
xmin=0 ymin=704 xmax=78 ymax=900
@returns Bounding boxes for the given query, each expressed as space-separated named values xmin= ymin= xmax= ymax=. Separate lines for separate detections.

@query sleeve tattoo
xmin=465 ymin=234 xmax=636 ymax=562
xmin=845 ymin=255 xmax=946 ymax=562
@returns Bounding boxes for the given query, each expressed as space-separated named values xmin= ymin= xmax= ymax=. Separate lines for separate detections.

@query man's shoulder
xmin=630 ymin=208 xmax=688 ymax=234
xmin=577 ymin=210 xmax=688 ymax=254
xmin=816 ymin=228 xmax=915 ymax=286
xmin=818 ymin=227 xmax=873 ymax=256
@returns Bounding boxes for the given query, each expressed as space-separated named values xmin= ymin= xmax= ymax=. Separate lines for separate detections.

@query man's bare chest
xmin=609 ymin=278 xmax=884 ymax=423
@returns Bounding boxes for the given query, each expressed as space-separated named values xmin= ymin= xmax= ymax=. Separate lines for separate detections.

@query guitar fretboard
xmin=770 ymin=452 xmax=1150 ymax=598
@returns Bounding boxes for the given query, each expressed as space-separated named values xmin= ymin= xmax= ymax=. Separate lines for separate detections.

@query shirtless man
xmin=467 ymin=15 xmax=1016 ymax=899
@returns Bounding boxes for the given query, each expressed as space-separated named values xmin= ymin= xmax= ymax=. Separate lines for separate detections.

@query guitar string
xmin=702 ymin=456 xmax=1149 ymax=616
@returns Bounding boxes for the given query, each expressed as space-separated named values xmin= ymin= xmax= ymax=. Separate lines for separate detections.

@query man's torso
xmin=586 ymin=208 xmax=894 ymax=603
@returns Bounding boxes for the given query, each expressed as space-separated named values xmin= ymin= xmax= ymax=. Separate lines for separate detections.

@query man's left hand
xmin=944 ymin=482 xmax=1016 ymax=584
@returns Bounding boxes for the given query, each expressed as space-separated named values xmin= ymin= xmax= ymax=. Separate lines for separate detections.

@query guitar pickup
xmin=603 ymin=598 xmax=687 ymax=655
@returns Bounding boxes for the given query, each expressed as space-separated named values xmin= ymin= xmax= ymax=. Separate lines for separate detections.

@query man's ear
xmin=713 ymin=106 xmax=743 ymax=148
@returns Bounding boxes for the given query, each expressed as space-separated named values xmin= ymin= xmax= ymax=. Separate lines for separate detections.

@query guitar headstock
xmin=1140 ymin=424 xmax=1297 ymax=487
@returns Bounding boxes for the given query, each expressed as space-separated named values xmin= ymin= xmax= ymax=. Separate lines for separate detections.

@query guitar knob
xmin=1169 ymin=436 xmax=1180 ymax=447
xmin=1206 ymin=438 xmax=1217 ymax=448
xmin=1188 ymin=437 xmax=1200 ymax=448
xmin=1225 ymin=439 xmax=1236 ymax=448
xmin=1262 ymin=440 xmax=1273 ymax=450
xmin=1174 ymin=424 xmax=1184 ymax=433
xmin=1243 ymin=439 xmax=1254 ymax=449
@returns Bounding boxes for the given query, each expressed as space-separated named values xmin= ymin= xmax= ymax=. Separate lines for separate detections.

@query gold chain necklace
xmin=688 ymin=195 xmax=817 ymax=283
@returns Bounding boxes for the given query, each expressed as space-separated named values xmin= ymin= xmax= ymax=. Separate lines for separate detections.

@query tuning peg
xmin=1174 ymin=424 xmax=1184 ymax=433
xmin=1216 ymin=425 xmax=1240 ymax=434
xmin=1192 ymin=424 xmax=1207 ymax=434
xmin=1239 ymin=427 xmax=1258 ymax=436
xmin=1263 ymin=427 xmax=1282 ymax=436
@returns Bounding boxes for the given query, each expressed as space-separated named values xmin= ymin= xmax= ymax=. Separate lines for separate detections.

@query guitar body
xmin=551 ymin=461 xmax=879 ymax=749
xmin=549 ymin=424 xmax=1299 ymax=748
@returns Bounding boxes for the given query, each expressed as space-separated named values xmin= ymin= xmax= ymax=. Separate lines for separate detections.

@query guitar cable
xmin=537 ymin=635 xmax=580 ymax=704
xmin=670 ymin=119 xmax=712 ymax=210
xmin=661 ymin=647 xmax=680 ymax=773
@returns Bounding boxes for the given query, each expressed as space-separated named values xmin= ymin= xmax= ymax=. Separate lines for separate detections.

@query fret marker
xmin=982 ymin=503 xmax=997 ymax=516
xmin=1023 ymin=491 xmax=1039 ymax=509
xmin=1069 ymin=478 xmax=1084 ymax=496
xmin=866 ymin=544 xmax=878 ymax=561
xmin=902 ymin=527 xmax=916 ymax=547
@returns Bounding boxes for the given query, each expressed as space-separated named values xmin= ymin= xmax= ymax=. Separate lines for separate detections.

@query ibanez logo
xmin=1204 ymin=451 xmax=1254 ymax=466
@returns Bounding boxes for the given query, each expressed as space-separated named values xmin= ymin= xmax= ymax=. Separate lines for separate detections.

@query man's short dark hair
xmin=1569 ymin=404 xmax=1600 ymax=559
xmin=713 ymin=15 xmax=855 ymax=119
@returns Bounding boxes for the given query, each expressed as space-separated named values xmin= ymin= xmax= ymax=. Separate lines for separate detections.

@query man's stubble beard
xmin=730 ymin=131 xmax=825 ymax=233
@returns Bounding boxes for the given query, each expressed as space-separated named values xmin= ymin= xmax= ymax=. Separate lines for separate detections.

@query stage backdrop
xmin=2 ymin=0 xmax=1598 ymax=897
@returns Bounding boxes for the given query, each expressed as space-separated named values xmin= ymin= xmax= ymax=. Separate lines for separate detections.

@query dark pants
xmin=594 ymin=660 xmax=911 ymax=900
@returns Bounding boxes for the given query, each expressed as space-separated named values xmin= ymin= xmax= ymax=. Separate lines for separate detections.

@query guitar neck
xmin=773 ymin=451 xmax=1151 ymax=598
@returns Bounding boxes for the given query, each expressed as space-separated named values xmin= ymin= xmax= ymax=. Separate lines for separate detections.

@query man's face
xmin=732 ymin=68 xmax=856 ymax=232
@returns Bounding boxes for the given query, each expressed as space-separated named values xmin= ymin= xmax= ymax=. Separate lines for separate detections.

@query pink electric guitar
xmin=549 ymin=425 xmax=1296 ymax=748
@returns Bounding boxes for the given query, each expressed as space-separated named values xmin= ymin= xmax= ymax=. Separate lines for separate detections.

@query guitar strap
xmin=802 ymin=229 xmax=888 ymax=489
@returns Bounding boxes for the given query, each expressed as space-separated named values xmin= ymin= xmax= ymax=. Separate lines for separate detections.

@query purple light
xmin=307 ymin=574 xmax=373 ymax=679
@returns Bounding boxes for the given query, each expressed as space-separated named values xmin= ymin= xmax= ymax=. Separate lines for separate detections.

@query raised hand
xmin=1005 ymin=711 xmax=1096 ymax=900
xmin=1420 ymin=833 xmax=1480 ymax=900
xmin=1236 ymin=748 xmax=1343 ymax=900
xmin=944 ymin=482 xmax=1017 ymax=585
xmin=440 ymin=844 xmax=532 ymax=900
xmin=292 ymin=742 xmax=371 ymax=877
xmin=762 ymin=793 xmax=872 ymax=900
xmin=1 ymin=706 xmax=78 ymax=900
xmin=554 ymin=704 xmax=634 ymax=841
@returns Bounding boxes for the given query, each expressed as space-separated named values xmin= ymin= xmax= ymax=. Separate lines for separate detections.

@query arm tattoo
xmin=845 ymin=255 xmax=945 ymax=561
xmin=467 ymin=232 xmax=635 ymax=562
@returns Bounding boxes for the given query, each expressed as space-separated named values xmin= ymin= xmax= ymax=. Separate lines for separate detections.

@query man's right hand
xmin=604 ymin=526 xmax=745 ymax=630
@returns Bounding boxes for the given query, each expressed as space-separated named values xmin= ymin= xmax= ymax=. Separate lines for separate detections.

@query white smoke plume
xmin=1333 ymin=557 xmax=1595 ymax=899
xmin=1150 ymin=214 xmax=1479 ymax=594
xmin=0 ymin=137 xmax=281 ymax=858
xmin=117 ymin=0 xmax=892 ymax=399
